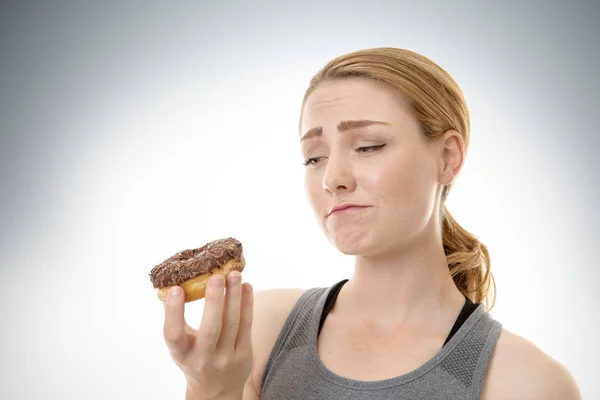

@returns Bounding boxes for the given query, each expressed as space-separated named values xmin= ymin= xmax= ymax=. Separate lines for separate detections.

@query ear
xmin=438 ymin=129 xmax=464 ymax=186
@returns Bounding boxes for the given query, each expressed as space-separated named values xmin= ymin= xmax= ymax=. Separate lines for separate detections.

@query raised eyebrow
xmin=300 ymin=120 xmax=389 ymax=142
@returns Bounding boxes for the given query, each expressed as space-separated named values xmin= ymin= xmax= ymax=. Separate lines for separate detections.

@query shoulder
xmin=481 ymin=328 xmax=581 ymax=400
xmin=249 ymin=287 xmax=309 ymax=396
xmin=253 ymin=287 xmax=312 ymax=322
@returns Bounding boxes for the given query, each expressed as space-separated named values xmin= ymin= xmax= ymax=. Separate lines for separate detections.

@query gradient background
xmin=1 ymin=1 xmax=598 ymax=399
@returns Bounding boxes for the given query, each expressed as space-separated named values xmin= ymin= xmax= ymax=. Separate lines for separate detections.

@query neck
xmin=338 ymin=223 xmax=465 ymax=332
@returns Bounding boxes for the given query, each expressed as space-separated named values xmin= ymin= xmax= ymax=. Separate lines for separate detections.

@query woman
xmin=162 ymin=48 xmax=581 ymax=399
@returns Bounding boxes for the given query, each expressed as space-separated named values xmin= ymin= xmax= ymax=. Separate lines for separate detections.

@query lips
xmin=328 ymin=204 xmax=370 ymax=217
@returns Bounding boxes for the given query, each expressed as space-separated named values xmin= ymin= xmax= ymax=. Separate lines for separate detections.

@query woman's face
xmin=300 ymin=77 xmax=449 ymax=256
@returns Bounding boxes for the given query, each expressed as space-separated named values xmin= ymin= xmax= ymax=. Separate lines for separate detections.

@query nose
xmin=322 ymin=153 xmax=356 ymax=194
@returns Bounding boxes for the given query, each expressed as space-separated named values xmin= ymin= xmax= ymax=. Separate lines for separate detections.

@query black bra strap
xmin=442 ymin=296 xmax=479 ymax=347
xmin=318 ymin=279 xmax=348 ymax=335
xmin=319 ymin=279 xmax=480 ymax=347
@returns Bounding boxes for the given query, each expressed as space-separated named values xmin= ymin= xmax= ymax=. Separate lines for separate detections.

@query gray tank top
xmin=261 ymin=284 xmax=502 ymax=399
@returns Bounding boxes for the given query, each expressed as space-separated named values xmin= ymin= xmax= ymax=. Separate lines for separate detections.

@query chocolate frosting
xmin=149 ymin=237 xmax=243 ymax=288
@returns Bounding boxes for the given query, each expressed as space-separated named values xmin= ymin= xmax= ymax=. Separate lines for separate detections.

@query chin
xmin=327 ymin=229 xmax=377 ymax=256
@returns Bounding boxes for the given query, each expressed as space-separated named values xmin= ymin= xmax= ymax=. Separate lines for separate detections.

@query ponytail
xmin=442 ymin=204 xmax=496 ymax=310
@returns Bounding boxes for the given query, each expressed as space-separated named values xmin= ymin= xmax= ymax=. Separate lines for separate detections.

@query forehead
xmin=301 ymin=77 xmax=413 ymax=132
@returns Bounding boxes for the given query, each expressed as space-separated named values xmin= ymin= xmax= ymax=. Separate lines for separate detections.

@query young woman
xmin=163 ymin=48 xmax=581 ymax=399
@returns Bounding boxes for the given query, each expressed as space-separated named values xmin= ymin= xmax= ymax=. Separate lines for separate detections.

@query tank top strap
xmin=261 ymin=281 xmax=503 ymax=399
xmin=261 ymin=286 xmax=328 ymax=391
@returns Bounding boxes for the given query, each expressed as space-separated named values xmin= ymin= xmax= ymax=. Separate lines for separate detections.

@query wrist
xmin=185 ymin=383 xmax=241 ymax=400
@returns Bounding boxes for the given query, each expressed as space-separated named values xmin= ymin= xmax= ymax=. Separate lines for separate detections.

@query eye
xmin=356 ymin=144 xmax=386 ymax=153
xmin=302 ymin=157 xmax=323 ymax=166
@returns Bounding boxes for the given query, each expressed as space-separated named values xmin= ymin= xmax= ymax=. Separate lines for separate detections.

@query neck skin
xmin=336 ymin=215 xmax=466 ymax=334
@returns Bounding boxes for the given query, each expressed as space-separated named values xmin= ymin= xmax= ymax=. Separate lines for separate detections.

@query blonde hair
xmin=301 ymin=47 xmax=496 ymax=310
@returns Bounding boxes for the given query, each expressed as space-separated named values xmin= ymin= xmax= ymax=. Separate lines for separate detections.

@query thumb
xmin=163 ymin=286 xmax=188 ymax=360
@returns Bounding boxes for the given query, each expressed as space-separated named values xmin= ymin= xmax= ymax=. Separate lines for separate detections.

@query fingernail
xmin=211 ymin=276 xmax=224 ymax=287
xmin=170 ymin=287 xmax=182 ymax=298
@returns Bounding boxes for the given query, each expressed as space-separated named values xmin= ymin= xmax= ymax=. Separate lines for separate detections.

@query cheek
xmin=372 ymin=150 xmax=435 ymax=215
xmin=304 ymin=172 xmax=323 ymax=209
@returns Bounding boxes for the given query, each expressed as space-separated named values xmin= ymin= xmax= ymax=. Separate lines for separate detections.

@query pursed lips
xmin=327 ymin=205 xmax=371 ymax=217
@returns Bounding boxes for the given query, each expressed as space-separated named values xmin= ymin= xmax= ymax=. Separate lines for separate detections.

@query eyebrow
xmin=300 ymin=119 xmax=390 ymax=142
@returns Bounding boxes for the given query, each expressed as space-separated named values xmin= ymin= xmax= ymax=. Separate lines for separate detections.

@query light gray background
xmin=1 ymin=1 xmax=598 ymax=399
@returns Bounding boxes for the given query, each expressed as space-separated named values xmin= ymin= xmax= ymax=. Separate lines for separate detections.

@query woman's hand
xmin=163 ymin=271 xmax=254 ymax=400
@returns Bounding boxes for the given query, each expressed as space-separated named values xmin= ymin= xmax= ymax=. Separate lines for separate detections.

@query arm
xmin=482 ymin=329 xmax=581 ymax=400
xmin=243 ymin=288 xmax=307 ymax=399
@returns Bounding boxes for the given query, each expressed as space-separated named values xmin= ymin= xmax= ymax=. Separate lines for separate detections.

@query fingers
xmin=235 ymin=282 xmax=254 ymax=351
xmin=218 ymin=271 xmax=243 ymax=349
xmin=196 ymin=274 xmax=226 ymax=352
xmin=163 ymin=286 xmax=188 ymax=360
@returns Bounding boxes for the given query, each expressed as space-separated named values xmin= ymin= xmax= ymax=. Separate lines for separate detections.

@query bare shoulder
xmin=481 ymin=328 xmax=581 ymax=400
xmin=247 ymin=288 xmax=307 ymax=397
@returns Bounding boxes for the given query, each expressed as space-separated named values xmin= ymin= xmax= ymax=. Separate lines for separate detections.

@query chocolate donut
xmin=149 ymin=237 xmax=245 ymax=302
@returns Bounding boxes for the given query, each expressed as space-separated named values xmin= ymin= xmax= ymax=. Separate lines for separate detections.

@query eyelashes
xmin=302 ymin=157 xmax=321 ymax=166
xmin=355 ymin=144 xmax=386 ymax=154
xmin=302 ymin=144 xmax=386 ymax=166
